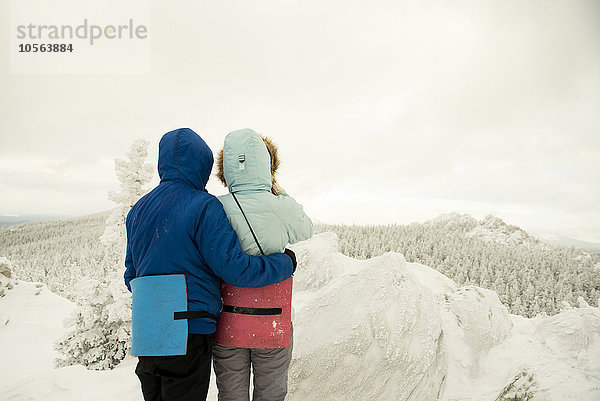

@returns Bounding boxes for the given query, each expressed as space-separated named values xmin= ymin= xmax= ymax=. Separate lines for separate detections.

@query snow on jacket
xmin=124 ymin=128 xmax=294 ymax=334
xmin=215 ymin=128 xmax=313 ymax=256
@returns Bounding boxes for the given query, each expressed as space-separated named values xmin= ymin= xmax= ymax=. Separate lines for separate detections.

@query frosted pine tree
xmin=100 ymin=139 xmax=154 ymax=250
xmin=56 ymin=139 xmax=153 ymax=370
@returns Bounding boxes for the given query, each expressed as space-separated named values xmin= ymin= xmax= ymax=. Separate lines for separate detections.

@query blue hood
xmin=158 ymin=128 xmax=214 ymax=190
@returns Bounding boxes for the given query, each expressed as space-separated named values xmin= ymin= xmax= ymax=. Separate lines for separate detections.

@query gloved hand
xmin=284 ymin=248 xmax=297 ymax=274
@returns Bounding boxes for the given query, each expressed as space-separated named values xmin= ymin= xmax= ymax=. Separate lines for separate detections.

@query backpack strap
xmin=173 ymin=311 xmax=218 ymax=320
xmin=231 ymin=192 xmax=265 ymax=255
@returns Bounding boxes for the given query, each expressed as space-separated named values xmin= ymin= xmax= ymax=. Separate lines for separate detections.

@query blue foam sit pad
xmin=130 ymin=274 xmax=188 ymax=356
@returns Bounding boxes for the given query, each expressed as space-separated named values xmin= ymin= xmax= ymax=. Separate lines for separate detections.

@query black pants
xmin=135 ymin=334 xmax=213 ymax=401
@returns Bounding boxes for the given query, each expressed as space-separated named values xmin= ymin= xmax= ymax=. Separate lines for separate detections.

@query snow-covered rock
xmin=445 ymin=286 xmax=512 ymax=354
xmin=0 ymin=256 xmax=13 ymax=279
xmin=465 ymin=215 xmax=529 ymax=246
xmin=290 ymin=239 xmax=452 ymax=400
xmin=0 ymin=257 xmax=15 ymax=299
xmin=289 ymin=233 xmax=600 ymax=401
xmin=292 ymin=232 xmax=347 ymax=292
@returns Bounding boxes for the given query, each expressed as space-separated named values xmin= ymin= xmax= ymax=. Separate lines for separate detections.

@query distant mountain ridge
xmin=432 ymin=213 xmax=600 ymax=254
xmin=429 ymin=212 xmax=600 ymax=253
xmin=0 ymin=214 xmax=73 ymax=228
xmin=531 ymin=231 xmax=600 ymax=254
xmin=433 ymin=212 xmax=531 ymax=246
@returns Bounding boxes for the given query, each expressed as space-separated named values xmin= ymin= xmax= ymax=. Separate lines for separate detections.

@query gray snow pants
xmin=212 ymin=327 xmax=293 ymax=401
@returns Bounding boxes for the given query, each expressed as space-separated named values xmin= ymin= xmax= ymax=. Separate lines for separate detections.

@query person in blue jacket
xmin=124 ymin=128 xmax=296 ymax=401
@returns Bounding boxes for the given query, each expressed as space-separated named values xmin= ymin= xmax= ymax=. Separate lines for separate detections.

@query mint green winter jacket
xmin=217 ymin=128 xmax=313 ymax=257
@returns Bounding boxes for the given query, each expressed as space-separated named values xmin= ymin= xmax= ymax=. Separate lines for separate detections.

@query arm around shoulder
xmin=196 ymin=197 xmax=294 ymax=287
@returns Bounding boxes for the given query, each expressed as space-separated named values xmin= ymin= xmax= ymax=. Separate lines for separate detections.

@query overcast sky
xmin=1 ymin=0 xmax=599 ymax=241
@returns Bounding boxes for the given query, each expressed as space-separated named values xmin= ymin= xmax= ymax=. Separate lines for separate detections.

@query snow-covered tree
xmin=100 ymin=139 xmax=153 ymax=249
xmin=54 ymin=273 xmax=131 ymax=370
xmin=55 ymin=139 xmax=153 ymax=370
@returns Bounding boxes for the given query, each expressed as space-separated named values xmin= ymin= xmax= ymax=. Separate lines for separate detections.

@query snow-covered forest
xmin=0 ymin=212 xmax=110 ymax=301
xmin=316 ymin=216 xmax=600 ymax=318
xmin=3 ymin=211 xmax=597 ymax=320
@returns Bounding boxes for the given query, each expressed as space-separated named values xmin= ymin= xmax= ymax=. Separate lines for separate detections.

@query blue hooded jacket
xmin=124 ymin=128 xmax=294 ymax=334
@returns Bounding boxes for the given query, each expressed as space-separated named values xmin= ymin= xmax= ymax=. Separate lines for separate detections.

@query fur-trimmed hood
xmin=215 ymin=128 xmax=281 ymax=194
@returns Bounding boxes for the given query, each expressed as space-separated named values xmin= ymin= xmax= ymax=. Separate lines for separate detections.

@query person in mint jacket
xmin=212 ymin=128 xmax=313 ymax=401
xmin=124 ymin=128 xmax=296 ymax=401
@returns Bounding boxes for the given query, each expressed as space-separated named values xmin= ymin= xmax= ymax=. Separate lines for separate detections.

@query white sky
xmin=1 ymin=0 xmax=599 ymax=241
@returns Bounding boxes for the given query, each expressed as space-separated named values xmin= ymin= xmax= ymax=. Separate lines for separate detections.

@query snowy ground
xmin=1 ymin=233 xmax=599 ymax=400
xmin=0 ymin=279 xmax=216 ymax=401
